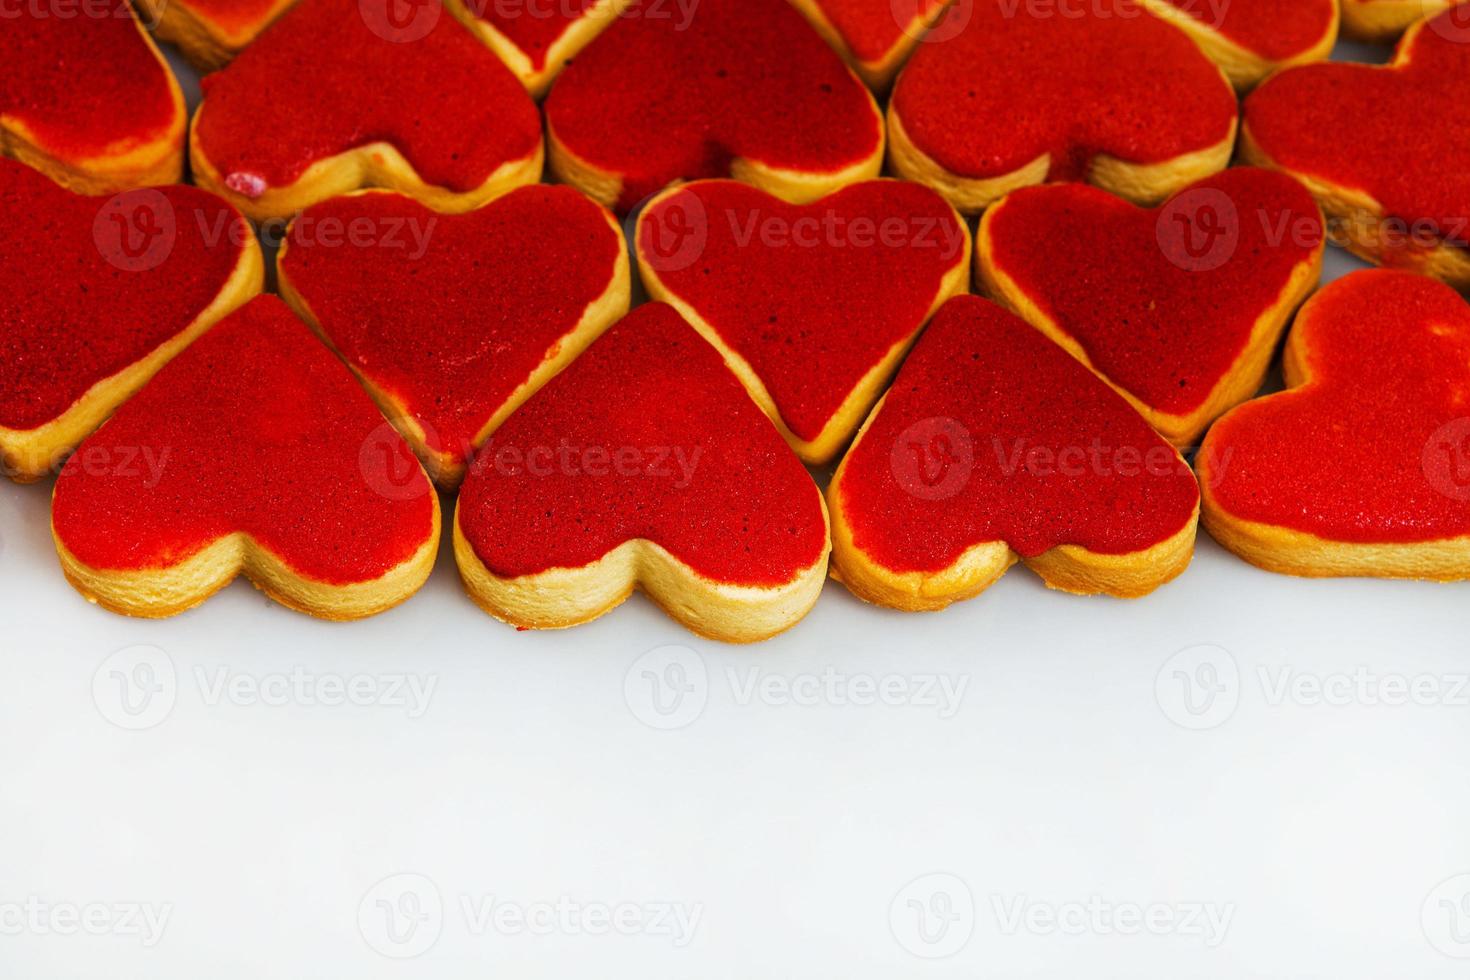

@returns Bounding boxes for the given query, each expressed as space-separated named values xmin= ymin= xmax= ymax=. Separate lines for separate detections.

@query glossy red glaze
xmin=458 ymin=304 xmax=827 ymax=584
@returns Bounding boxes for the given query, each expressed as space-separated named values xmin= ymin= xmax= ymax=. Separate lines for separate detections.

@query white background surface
xmin=3 ymin=28 xmax=1469 ymax=980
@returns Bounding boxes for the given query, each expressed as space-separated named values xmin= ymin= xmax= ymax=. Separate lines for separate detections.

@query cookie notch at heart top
xmin=786 ymin=0 xmax=952 ymax=91
xmin=1241 ymin=9 xmax=1470 ymax=291
xmin=887 ymin=0 xmax=1238 ymax=215
xmin=828 ymin=295 xmax=1200 ymax=612
xmin=190 ymin=0 xmax=544 ymax=222
xmin=0 ymin=160 xmax=263 ymax=483
xmin=443 ymin=0 xmax=632 ymax=96
xmin=277 ymin=184 xmax=631 ymax=490
xmin=1198 ymin=269 xmax=1470 ymax=580
xmin=977 ymin=168 xmax=1324 ymax=448
xmin=1134 ymin=0 xmax=1338 ymax=89
xmin=454 ymin=303 xmax=831 ymax=644
xmin=543 ymin=0 xmax=884 ymax=214
xmin=636 ymin=178 xmax=970 ymax=465
xmin=1 ymin=8 xmax=185 ymax=193
xmin=51 ymin=296 xmax=441 ymax=621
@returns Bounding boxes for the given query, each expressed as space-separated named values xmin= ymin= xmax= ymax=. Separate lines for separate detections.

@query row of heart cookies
xmin=8 ymin=154 xmax=1470 ymax=640
xmin=6 ymin=0 xmax=1467 ymax=292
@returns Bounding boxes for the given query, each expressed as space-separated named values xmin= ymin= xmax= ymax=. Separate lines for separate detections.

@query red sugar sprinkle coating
xmin=1244 ymin=11 xmax=1470 ymax=245
xmin=1203 ymin=270 xmax=1470 ymax=543
xmin=891 ymin=0 xmax=1236 ymax=182
xmin=836 ymin=296 xmax=1200 ymax=572
xmin=639 ymin=179 xmax=965 ymax=441
xmin=544 ymin=0 xmax=881 ymax=212
xmin=984 ymin=168 xmax=1322 ymax=416
xmin=52 ymin=296 xmax=436 ymax=583
xmin=0 ymin=8 xmax=176 ymax=160
xmin=0 ymin=159 xmax=248 ymax=431
xmin=280 ymin=185 xmax=623 ymax=466
xmin=1157 ymin=0 xmax=1336 ymax=62
xmin=195 ymin=0 xmax=541 ymax=194
xmin=458 ymin=303 xmax=827 ymax=584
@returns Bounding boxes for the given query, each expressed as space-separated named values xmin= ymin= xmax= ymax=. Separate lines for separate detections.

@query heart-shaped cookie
xmin=191 ymin=0 xmax=544 ymax=222
xmin=636 ymin=179 xmax=969 ymax=464
xmin=543 ymin=0 xmax=884 ymax=213
xmin=1199 ymin=269 xmax=1470 ymax=580
xmin=1136 ymin=0 xmax=1338 ymax=89
xmin=133 ymin=0 xmax=297 ymax=70
xmin=52 ymin=295 xmax=441 ymax=620
xmin=787 ymin=0 xmax=952 ymax=90
xmin=277 ymin=184 xmax=630 ymax=489
xmin=1 ymin=6 xmax=185 ymax=193
xmin=828 ymin=295 xmax=1200 ymax=611
xmin=455 ymin=303 xmax=830 ymax=643
xmin=978 ymin=168 xmax=1324 ymax=448
xmin=888 ymin=0 xmax=1238 ymax=214
xmin=1242 ymin=9 xmax=1470 ymax=291
xmin=1340 ymin=0 xmax=1467 ymax=41
xmin=1 ymin=159 xmax=262 ymax=483
xmin=444 ymin=0 xmax=630 ymax=96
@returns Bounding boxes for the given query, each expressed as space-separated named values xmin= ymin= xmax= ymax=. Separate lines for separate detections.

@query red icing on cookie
xmin=811 ymin=0 xmax=947 ymax=62
xmin=52 ymin=296 xmax=436 ymax=583
xmin=983 ymin=168 xmax=1322 ymax=417
xmin=173 ymin=0 xmax=284 ymax=33
xmin=0 ymin=158 xmax=249 ymax=431
xmin=195 ymin=0 xmax=540 ymax=194
xmin=472 ymin=0 xmax=600 ymax=70
xmin=279 ymin=185 xmax=623 ymax=468
xmin=1244 ymin=11 xmax=1470 ymax=245
xmin=1202 ymin=270 xmax=1470 ymax=544
xmin=835 ymin=296 xmax=1200 ymax=572
xmin=0 ymin=8 xmax=177 ymax=162
xmin=457 ymin=303 xmax=827 ymax=585
xmin=890 ymin=0 xmax=1236 ymax=181
xmin=1157 ymin=0 xmax=1335 ymax=61
xmin=638 ymin=179 xmax=965 ymax=442
xmin=544 ymin=0 xmax=882 ymax=212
